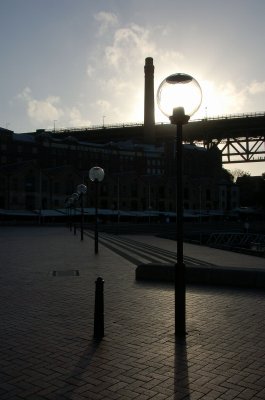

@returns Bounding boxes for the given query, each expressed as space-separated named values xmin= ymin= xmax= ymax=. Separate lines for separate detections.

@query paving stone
xmin=0 ymin=227 xmax=265 ymax=400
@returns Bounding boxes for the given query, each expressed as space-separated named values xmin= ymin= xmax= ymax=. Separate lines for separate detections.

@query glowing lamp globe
xmin=89 ymin=166 xmax=105 ymax=182
xmin=77 ymin=184 xmax=87 ymax=195
xmin=157 ymin=73 xmax=202 ymax=122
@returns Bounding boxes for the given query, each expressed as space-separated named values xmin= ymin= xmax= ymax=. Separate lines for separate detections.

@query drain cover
xmin=52 ymin=270 xmax=80 ymax=277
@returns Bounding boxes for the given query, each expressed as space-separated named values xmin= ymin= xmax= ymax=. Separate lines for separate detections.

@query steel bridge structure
xmin=184 ymin=112 xmax=265 ymax=164
xmin=50 ymin=112 xmax=265 ymax=165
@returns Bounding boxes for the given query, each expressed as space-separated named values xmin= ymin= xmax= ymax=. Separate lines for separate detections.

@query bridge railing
xmin=48 ymin=111 xmax=265 ymax=134
xmin=191 ymin=111 xmax=265 ymax=122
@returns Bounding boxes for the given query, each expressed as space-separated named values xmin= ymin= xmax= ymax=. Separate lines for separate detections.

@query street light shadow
xmin=58 ymin=339 xmax=101 ymax=399
xmin=174 ymin=338 xmax=190 ymax=399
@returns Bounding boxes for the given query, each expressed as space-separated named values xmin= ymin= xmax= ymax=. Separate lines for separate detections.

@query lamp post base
xmin=175 ymin=261 xmax=186 ymax=337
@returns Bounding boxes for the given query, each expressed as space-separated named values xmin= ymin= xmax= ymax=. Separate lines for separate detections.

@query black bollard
xmin=74 ymin=224 xmax=76 ymax=235
xmin=94 ymin=277 xmax=104 ymax=339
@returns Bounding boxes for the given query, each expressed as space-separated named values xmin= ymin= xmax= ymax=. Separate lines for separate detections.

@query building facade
xmin=0 ymin=126 xmax=238 ymax=216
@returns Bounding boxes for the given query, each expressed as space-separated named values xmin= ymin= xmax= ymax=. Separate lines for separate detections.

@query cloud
xmin=16 ymin=87 xmax=32 ymax=101
xmin=86 ymin=19 xmax=185 ymax=121
xmin=104 ymin=24 xmax=157 ymax=70
xmin=247 ymin=80 xmax=265 ymax=95
xmin=96 ymin=99 xmax=111 ymax=111
xmin=85 ymin=22 xmax=156 ymax=123
xmin=86 ymin=64 xmax=95 ymax=77
xmin=94 ymin=11 xmax=118 ymax=35
xmin=68 ymin=107 xmax=91 ymax=127
xmin=16 ymin=87 xmax=64 ymax=123
xmin=27 ymin=96 xmax=64 ymax=123
xmin=15 ymin=88 xmax=92 ymax=128
xmin=192 ymin=80 xmax=247 ymax=119
xmin=99 ymin=77 xmax=135 ymax=96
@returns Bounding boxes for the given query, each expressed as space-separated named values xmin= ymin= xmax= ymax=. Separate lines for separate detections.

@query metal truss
xmin=205 ymin=135 xmax=265 ymax=164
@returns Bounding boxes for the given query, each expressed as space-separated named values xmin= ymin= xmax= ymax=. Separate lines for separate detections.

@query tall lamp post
xmin=89 ymin=166 xmax=105 ymax=254
xmin=76 ymin=185 xmax=87 ymax=241
xmin=157 ymin=73 xmax=202 ymax=337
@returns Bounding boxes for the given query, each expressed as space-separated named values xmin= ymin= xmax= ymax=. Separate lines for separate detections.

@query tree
xmin=228 ymin=168 xmax=250 ymax=183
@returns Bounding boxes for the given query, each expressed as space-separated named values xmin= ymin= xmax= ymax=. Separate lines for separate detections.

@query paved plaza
xmin=0 ymin=226 xmax=265 ymax=400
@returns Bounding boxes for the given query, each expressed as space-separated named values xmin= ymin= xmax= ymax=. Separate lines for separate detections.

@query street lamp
xmin=70 ymin=192 xmax=79 ymax=234
xmin=89 ymin=166 xmax=105 ymax=254
xmin=157 ymin=73 xmax=202 ymax=337
xmin=66 ymin=194 xmax=78 ymax=231
xmin=76 ymin=184 xmax=87 ymax=241
xmin=64 ymin=196 xmax=73 ymax=230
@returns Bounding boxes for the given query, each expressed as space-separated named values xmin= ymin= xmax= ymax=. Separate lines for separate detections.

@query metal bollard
xmin=74 ymin=224 xmax=76 ymax=235
xmin=94 ymin=277 xmax=104 ymax=339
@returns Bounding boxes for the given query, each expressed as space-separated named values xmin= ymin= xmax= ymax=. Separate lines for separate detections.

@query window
xmin=42 ymin=179 xmax=48 ymax=192
xmin=131 ymin=183 xmax=138 ymax=197
xmin=12 ymin=178 xmax=18 ymax=190
xmin=184 ymin=188 xmax=189 ymax=200
xmin=12 ymin=196 xmax=18 ymax=204
xmin=54 ymin=182 xmax=60 ymax=194
xmin=131 ymin=200 xmax=138 ymax=210
xmin=25 ymin=175 xmax=35 ymax=192
xmin=159 ymin=186 xmax=165 ymax=197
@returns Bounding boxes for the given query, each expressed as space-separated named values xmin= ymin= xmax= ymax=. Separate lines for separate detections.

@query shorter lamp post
xmin=69 ymin=192 xmax=79 ymax=233
xmin=89 ymin=166 xmax=105 ymax=254
xmin=66 ymin=194 xmax=77 ymax=230
xmin=76 ymin=184 xmax=87 ymax=241
xmin=64 ymin=196 xmax=72 ymax=229
xmin=157 ymin=73 xmax=202 ymax=337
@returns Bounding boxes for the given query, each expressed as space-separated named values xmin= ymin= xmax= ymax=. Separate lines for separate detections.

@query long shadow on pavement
xmin=174 ymin=339 xmax=190 ymax=399
xmin=58 ymin=339 xmax=101 ymax=399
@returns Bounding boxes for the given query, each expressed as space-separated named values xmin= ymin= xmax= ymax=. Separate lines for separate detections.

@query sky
xmin=0 ymin=0 xmax=265 ymax=175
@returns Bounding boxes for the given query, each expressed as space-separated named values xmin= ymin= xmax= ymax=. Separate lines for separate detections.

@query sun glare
xmin=195 ymin=79 xmax=246 ymax=119
xmin=130 ymin=76 xmax=246 ymax=124
xmin=130 ymin=89 xmax=144 ymax=123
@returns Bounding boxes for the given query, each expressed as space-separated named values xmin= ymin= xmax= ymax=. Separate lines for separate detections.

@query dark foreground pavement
xmin=0 ymin=226 xmax=265 ymax=400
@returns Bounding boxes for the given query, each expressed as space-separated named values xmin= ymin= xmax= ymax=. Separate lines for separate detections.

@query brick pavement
xmin=0 ymin=226 xmax=265 ymax=400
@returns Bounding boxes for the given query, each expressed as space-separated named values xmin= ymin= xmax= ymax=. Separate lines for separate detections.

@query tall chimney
xmin=144 ymin=57 xmax=155 ymax=143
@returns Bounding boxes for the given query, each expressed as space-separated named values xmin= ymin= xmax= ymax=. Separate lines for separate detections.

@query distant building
xmin=0 ymin=126 xmax=237 ymax=215
xmin=0 ymin=57 xmax=239 ymax=216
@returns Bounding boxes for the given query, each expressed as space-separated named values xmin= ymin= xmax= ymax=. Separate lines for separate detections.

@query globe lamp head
xmin=89 ymin=166 xmax=105 ymax=182
xmin=157 ymin=73 xmax=202 ymax=123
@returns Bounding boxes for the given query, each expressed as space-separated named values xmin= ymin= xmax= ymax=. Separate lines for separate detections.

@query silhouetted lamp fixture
xmin=157 ymin=73 xmax=202 ymax=337
xmin=89 ymin=167 xmax=105 ymax=254
xmin=76 ymin=184 xmax=87 ymax=241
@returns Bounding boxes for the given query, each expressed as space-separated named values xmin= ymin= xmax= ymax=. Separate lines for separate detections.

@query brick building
xmin=0 ymin=125 xmax=238 ymax=216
